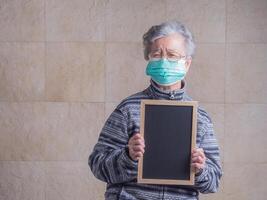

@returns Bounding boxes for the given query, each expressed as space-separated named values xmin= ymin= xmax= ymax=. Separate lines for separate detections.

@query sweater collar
xmin=147 ymin=79 xmax=186 ymax=100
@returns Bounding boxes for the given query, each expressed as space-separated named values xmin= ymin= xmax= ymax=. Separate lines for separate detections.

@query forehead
xmin=151 ymin=33 xmax=186 ymax=52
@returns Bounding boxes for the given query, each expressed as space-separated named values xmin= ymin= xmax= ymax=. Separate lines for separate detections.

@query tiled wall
xmin=0 ymin=0 xmax=266 ymax=199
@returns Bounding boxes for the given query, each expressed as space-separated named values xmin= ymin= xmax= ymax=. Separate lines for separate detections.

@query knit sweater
xmin=89 ymin=80 xmax=222 ymax=200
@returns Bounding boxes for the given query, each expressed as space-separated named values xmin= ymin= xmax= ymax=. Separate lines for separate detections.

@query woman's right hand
xmin=128 ymin=133 xmax=145 ymax=161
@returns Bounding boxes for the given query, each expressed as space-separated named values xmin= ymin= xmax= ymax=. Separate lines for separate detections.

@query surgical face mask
xmin=146 ymin=58 xmax=187 ymax=86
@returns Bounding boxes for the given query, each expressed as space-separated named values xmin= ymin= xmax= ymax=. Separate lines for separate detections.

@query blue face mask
xmin=146 ymin=59 xmax=187 ymax=86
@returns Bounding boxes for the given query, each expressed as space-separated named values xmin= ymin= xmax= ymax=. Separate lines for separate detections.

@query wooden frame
xmin=137 ymin=99 xmax=198 ymax=185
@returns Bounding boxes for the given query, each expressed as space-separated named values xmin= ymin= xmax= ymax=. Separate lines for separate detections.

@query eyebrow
xmin=150 ymin=48 xmax=181 ymax=53
xmin=166 ymin=48 xmax=181 ymax=53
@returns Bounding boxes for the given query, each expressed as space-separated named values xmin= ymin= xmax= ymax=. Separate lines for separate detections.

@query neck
xmin=156 ymin=81 xmax=182 ymax=91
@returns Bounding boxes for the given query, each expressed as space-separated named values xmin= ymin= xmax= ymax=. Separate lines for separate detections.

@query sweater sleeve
xmin=194 ymin=113 xmax=223 ymax=193
xmin=88 ymin=108 xmax=138 ymax=184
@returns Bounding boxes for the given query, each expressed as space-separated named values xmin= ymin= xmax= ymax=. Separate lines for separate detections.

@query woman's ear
xmin=185 ymin=57 xmax=192 ymax=72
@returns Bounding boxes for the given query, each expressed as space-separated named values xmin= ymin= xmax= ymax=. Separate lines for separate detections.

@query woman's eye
xmin=153 ymin=54 xmax=161 ymax=57
xmin=168 ymin=54 xmax=178 ymax=58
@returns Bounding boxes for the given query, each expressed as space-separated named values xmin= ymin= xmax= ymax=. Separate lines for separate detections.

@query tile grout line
xmin=224 ymin=0 xmax=228 ymax=105
xmin=1 ymin=41 xmax=267 ymax=44
xmin=44 ymin=0 xmax=47 ymax=105
xmin=104 ymin=0 xmax=107 ymax=117
xmin=223 ymin=0 xmax=228 ymax=168
xmin=1 ymin=100 xmax=266 ymax=105
xmin=44 ymin=1 xmax=47 ymax=200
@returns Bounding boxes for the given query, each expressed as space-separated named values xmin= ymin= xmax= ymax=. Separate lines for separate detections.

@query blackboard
xmin=137 ymin=100 xmax=197 ymax=185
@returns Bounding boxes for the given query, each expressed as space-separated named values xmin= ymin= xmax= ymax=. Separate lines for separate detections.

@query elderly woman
xmin=89 ymin=21 xmax=222 ymax=200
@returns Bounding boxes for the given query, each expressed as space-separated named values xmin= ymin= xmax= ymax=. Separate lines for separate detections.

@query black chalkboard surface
xmin=137 ymin=100 xmax=197 ymax=185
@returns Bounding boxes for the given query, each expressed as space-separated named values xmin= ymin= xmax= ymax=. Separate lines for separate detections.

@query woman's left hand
xmin=191 ymin=148 xmax=206 ymax=174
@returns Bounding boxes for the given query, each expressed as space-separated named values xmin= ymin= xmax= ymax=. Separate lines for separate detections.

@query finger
xmin=197 ymin=148 xmax=205 ymax=156
xmin=191 ymin=162 xmax=204 ymax=170
xmin=191 ymin=163 xmax=202 ymax=174
xmin=133 ymin=152 xmax=143 ymax=160
xmin=132 ymin=144 xmax=145 ymax=150
xmin=129 ymin=144 xmax=145 ymax=153
xmin=132 ymin=145 xmax=145 ymax=154
xmin=192 ymin=153 xmax=205 ymax=160
xmin=198 ymin=148 xmax=204 ymax=152
xmin=128 ymin=135 xmax=139 ymax=145
xmin=129 ymin=133 xmax=144 ymax=142
xmin=192 ymin=149 xmax=205 ymax=159
xmin=133 ymin=134 xmax=145 ymax=143
xmin=129 ymin=148 xmax=140 ymax=161
xmin=192 ymin=148 xmax=204 ymax=154
xmin=132 ymin=133 xmax=142 ymax=140
xmin=132 ymin=139 xmax=145 ymax=146
xmin=133 ymin=138 xmax=144 ymax=144
xmin=191 ymin=157 xmax=205 ymax=165
xmin=128 ymin=138 xmax=142 ymax=146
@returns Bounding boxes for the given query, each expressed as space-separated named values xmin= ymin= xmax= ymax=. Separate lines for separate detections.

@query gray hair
xmin=142 ymin=21 xmax=196 ymax=60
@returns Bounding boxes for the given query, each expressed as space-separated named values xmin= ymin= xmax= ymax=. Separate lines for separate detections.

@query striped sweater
xmin=89 ymin=80 xmax=222 ymax=200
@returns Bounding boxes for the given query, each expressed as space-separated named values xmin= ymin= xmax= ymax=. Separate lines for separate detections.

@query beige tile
xmin=46 ymin=0 xmax=105 ymax=41
xmin=0 ymin=161 xmax=45 ymax=200
xmin=0 ymin=0 xmax=45 ymax=41
xmin=106 ymin=42 xmax=150 ymax=102
xmin=46 ymin=42 xmax=105 ymax=102
xmin=224 ymin=104 xmax=267 ymax=163
xmin=45 ymin=161 xmax=105 ymax=200
xmin=227 ymin=0 xmax=267 ymax=43
xmin=186 ymin=44 xmax=225 ymax=103
xmin=0 ymin=102 xmax=105 ymax=161
xmin=166 ymin=0 xmax=225 ymax=43
xmin=106 ymin=0 xmax=166 ymax=42
xmin=226 ymin=44 xmax=267 ymax=103
xmin=0 ymin=42 xmax=45 ymax=101
xmin=0 ymin=102 xmax=67 ymax=161
xmin=200 ymin=103 xmax=225 ymax=161
xmin=44 ymin=102 xmax=105 ymax=161
xmin=0 ymin=1 xmax=17 ymax=41
xmin=224 ymin=163 xmax=267 ymax=200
